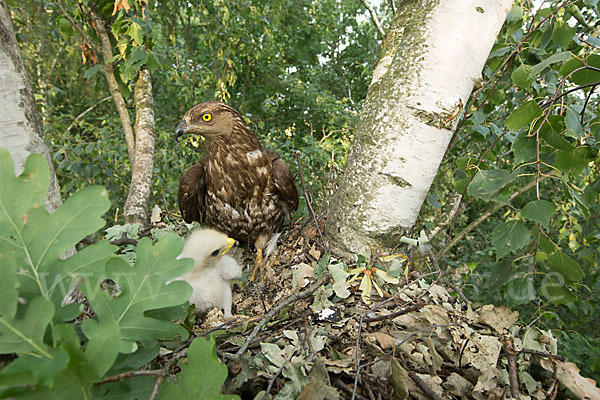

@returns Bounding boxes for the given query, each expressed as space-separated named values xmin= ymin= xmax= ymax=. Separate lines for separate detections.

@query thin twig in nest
xmin=94 ymin=369 xmax=162 ymax=385
xmin=503 ymin=335 xmax=521 ymax=400
xmin=295 ymin=151 xmax=328 ymax=254
xmin=148 ymin=351 xmax=187 ymax=400
xmin=236 ymin=273 xmax=330 ymax=356
xmin=352 ymin=271 xmax=441 ymax=400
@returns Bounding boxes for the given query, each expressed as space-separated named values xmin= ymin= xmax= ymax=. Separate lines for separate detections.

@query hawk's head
xmin=175 ymin=101 xmax=243 ymax=141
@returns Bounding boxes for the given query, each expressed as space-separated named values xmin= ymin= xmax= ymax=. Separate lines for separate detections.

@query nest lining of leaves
xmin=96 ymin=217 xmax=589 ymax=400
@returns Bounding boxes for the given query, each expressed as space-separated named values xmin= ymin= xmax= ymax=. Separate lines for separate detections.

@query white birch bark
xmin=0 ymin=0 xmax=62 ymax=212
xmin=326 ymin=0 xmax=513 ymax=256
xmin=123 ymin=66 xmax=155 ymax=225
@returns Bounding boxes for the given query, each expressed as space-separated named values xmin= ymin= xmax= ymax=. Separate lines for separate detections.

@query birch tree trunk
xmin=123 ymin=66 xmax=155 ymax=225
xmin=0 ymin=0 xmax=62 ymax=212
xmin=326 ymin=0 xmax=513 ymax=257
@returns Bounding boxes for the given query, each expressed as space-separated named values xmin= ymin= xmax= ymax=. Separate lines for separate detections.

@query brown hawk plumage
xmin=175 ymin=101 xmax=299 ymax=280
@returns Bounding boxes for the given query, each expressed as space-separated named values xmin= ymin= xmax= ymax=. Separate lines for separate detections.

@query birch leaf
xmin=521 ymin=200 xmax=555 ymax=228
xmin=492 ymin=220 xmax=531 ymax=260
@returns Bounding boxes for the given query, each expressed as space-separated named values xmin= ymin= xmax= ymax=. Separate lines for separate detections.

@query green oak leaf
xmin=0 ymin=296 xmax=54 ymax=357
xmin=83 ymin=234 xmax=193 ymax=345
xmin=521 ymin=200 xmax=555 ymax=228
xmin=492 ymin=220 xmax=531 ymax=260
xmin=160 ymin=336 xmax=240 ymax=399
xmin=0 ymin=150 xmax=115 ymax=306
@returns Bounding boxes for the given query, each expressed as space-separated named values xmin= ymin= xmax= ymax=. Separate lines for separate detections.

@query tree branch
xmin=236 ymin=273 xmax=330 ymax=356
xmin=64 ymin=96 xmax=111 ymax=135
xmin=436 ymin=178 xmax=543 ymax=260
xmin=361 ymin=0 xmax=385 ymax=36
xmin=88 ymin=9 xmax=136 ymax=164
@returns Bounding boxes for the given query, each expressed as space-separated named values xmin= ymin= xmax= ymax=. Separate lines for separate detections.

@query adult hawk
xmin=175 ymin=101 xmax=299 ymax=280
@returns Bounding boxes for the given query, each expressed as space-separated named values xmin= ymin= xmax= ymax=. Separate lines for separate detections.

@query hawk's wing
xmin=178 ymin=159 xmax=206 ymax=223
xmin=266 ymin=149 xmax=299 ymax=213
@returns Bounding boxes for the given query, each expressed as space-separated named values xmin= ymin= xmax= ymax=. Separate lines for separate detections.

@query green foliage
xmin=11 ymin=0 xmax=377 ymax=222
xmin=0 ymin=150 xmax=232 ymax=397
xmin=492 ymin=220 xmax=531 ymax=260
xmin=160 ymin=336 xmax=239 ymax=399
xmin=421 ymin=0 xmax=600 ymax=379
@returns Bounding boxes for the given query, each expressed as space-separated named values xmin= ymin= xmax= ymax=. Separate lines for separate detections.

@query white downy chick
xmin=175 ymin=228 xmax=242 ymax=318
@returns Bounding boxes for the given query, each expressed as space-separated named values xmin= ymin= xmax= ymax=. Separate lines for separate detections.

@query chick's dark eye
xmin=202 ymin=113 xmax=212 ymax=122
xmin=211 ymin=249 xmax=220 ymax=257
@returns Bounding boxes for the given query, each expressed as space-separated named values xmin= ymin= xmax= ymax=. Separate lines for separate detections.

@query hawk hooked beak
xmin=222 ymin=238 xmax=237 ymax=255
xmin=174 ymin=120 xmax=189 ymax=141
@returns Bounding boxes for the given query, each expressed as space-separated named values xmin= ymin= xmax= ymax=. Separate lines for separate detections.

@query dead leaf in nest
xmin=390 ymin=358 xmax=409 ymax=400
xmin=540 ymin=359 xmax=600 ymax=400
xmin=201 ymin=307 xmax=225 ymax=330
xmin=443 ymin=372 xmax=473 ymax=397
xmin=150 ymin=204 xmax=162 ymax=224
xmin=461 ymin=333 xmax=501 ymax=372
xmin=472 ymin=367 xmax=501 ymax=400
xmin=424 ymin=338 xmax=443 ymax=375
xmin=309 ymin=244 xmax=321 ymax=260
xmin=293 ymin=263 xmax=314 ymax=290
xmin=324 ymin=358 xmax=353 ymax=374
xmin=420 ymin=304 xmax=451 ymax=325
xmin=302 ymin=225 xmax=319 ymax=239
xmin=472 ymin=304 xmax=519 ymax=335
xmin=366 ymin=332 xmax=396 ymax=349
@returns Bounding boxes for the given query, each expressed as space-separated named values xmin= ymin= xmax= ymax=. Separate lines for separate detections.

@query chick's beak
xmin=174 ymin=120 xmax=188 ymax=141
xmin=222 ymin=238 xmax=237 ymax=255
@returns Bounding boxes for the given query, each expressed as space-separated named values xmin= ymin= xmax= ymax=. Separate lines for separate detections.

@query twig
xmin=336 ymin=380 xmax=369 ymax=400
xmin=295 ymin=151 xmax=328 ymax=254
xmin=148 ymin=351 xmax=187 ymax=400
xmin=395 ymin=323 xmax=462 ymax=348
xmin=362 ymin=375 xmax=377 ymax=400
xmin=161 ymin=189 xmax=171 ymax=219
xmin=519 ymin=348 xmax=566 ymax=361
xmin=94 ymin=369 xmax=162 ymax=385
xmin=63 ymin=96 xmax=111 ymax=135
xmin=407 ymin=369 xmax=442 ymax=400
xmin=360 ymin=0 xmax=385 ymax=36
xmin=362 ymin=301 xmax=425 ymax=323
xmin=539 ymin=80 xmax=600 ymax=108
xmin=503 ymin=335 xmax=521 ymax=400
xmin=580 ymin=84 xmax=598 ymax=126
xmin=436 ymin=178 xmax=543 ymax=261
xmin=262 ymin=350 xmax=295 ymax=400
xmin=236 ymin=273 xmax=330 ymax=355
xmin=78 ymin=233 xmax=139 ymax=247
xmin=352 ymin=272 xmax=441 ymax=399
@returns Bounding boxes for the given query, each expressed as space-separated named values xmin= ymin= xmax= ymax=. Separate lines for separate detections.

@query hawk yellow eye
xmin=202 ymin=113 xmax=212 ymax=122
